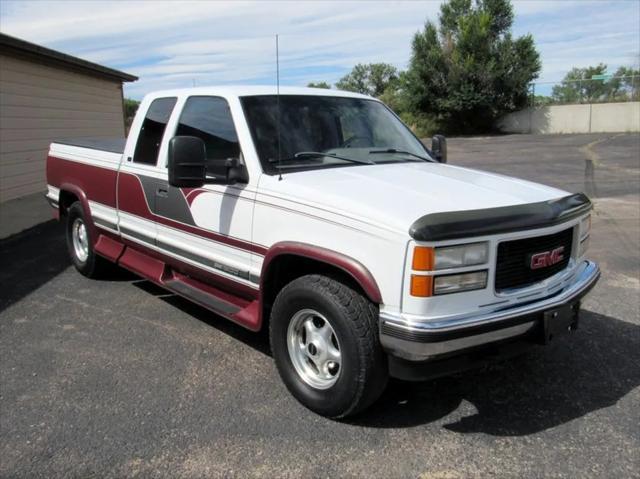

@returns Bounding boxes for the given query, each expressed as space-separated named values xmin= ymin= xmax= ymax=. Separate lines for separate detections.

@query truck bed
xmin=54 ymin=138 xmax=126 ymax=154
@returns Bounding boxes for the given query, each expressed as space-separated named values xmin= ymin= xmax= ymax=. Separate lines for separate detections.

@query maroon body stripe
xmin=118 ymin=233 xmax=259 ymax=300
xmin=183 ymin=188 xmax=206 ymax=206
xmin=47 ymin=156 xmax=117 ymax=207
xmin=47 ymin=155 xmax=384 ymax=335
xmin=49 ymin=156 xmax=267 ymax=256
xmin=116 ymin=172 xmax=156 ymax=219
xmin=157 ymin=247 xmax=259 ymax=300
xmin=154 ymin=215 xmax=268 ymax=255
xmin=116 ymin=171 xmax=268 ymax=255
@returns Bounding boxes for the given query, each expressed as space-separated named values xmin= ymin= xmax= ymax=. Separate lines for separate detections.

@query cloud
xmin=516 ymin=1 xmax=640 ymax=81
xmin=0 ymin=0 xmax=637 ymax=99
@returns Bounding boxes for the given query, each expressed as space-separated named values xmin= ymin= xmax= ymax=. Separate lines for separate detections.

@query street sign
xmin=591 ymin=74 xmax=612 ymax=81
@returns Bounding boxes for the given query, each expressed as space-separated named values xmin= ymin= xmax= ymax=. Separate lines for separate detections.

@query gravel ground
xmin=1 ymin=133 xmax=638 ymax=478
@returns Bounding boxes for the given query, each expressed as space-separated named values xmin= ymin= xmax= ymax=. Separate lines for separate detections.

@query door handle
xmin=156 ymin=187 xmax=169 ymax=198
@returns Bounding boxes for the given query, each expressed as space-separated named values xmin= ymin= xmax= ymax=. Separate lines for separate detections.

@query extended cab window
xmin=133 ymin=97 xmax=177 ymax=165
xmin=175 ymin=96 xmax=241 ymax=175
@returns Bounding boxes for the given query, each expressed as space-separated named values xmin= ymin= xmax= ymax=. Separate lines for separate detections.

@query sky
xmin=1 ymin=0 xmax=638 ymax=99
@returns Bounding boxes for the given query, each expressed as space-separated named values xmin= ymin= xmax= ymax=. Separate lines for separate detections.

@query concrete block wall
xmin=499 ymin=102 xmax=639 ymax=134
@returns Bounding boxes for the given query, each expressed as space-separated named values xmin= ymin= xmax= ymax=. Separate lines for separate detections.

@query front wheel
xmin=270 ymin=274 xmax=388 ymax=418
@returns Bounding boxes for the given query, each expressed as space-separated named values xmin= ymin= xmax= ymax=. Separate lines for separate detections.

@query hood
xmin=263 ymin=162 xmax=569 ymax=235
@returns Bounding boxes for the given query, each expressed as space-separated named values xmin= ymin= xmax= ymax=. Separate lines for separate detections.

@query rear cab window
xmin=133 ymin=97 xmax=177 ymax=165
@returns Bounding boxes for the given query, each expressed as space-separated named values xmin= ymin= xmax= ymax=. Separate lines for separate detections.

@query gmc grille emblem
xmin=529 ymin=246 xmax=565 ymax=270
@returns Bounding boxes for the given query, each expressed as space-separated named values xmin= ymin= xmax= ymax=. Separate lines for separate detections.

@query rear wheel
xmin=65 ymin=201 xmax=111 ymax=278
xmin=270 ymin=274 xmax=388 ymax=418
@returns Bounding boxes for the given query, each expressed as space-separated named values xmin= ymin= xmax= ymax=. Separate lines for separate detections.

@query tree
xmin=403 ymin=0 xmax=541 ymax=133
xmin=123 ymin=98 xmax=140 ymax=132
xmin=552 ymin=64 xmax=610 ymax=103
xmin=609 ymin=66 xmax=640 ymax=101
xmin=552 ymin=64 xmax=640 ymax=103
xmin=532 ymin=95 xmax=553 ymax=106
xmin=335 ymin=63 xmax=399 ymax=97
xmin=307 ymin=81 xmax=331 ymax=89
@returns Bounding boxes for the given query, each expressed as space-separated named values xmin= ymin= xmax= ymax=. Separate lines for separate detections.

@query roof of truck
xmin=144 ymin=85 xmax=375 ymax=100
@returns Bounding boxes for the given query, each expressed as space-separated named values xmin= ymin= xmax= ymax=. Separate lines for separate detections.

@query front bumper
xmin=380 ymin=260 xmax=600 ymax=361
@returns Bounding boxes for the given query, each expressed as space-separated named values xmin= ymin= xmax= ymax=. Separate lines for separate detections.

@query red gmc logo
xmin=529 ymin=246 xmax=565 ymax=270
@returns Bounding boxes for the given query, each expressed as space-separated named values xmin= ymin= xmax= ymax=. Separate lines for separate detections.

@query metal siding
xmin=0 ymin=54 xmax=126 ymax=203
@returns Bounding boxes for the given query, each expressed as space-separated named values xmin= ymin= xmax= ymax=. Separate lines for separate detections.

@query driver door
xmin=154 ymin=95 xmax=256 ymax=288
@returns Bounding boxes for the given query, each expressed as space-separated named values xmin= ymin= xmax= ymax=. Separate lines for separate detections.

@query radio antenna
xmin=276 ymin=34 xmax=283 ymax=181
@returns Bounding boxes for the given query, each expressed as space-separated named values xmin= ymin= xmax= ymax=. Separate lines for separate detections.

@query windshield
xmin=240 ymin=95 xmax=433 ymax=174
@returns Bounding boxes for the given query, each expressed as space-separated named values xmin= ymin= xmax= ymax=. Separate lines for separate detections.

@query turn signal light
xmin=412 ymin=246 xmax=434 ymax=271
xmin=410 ymin=275 xmax=433 ymax=297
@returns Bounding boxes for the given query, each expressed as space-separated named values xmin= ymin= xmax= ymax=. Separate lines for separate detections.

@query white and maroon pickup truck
xmin=46 ymin=86 xmax=600 ymax=418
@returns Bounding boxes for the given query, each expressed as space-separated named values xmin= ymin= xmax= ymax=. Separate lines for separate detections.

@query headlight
xmin=434 ymin=242 xmax=488 ymax=270
xmin=412 ymin=243 xmax=488 ymax=271
xmin=580 ymin=215 xmax=591 ymax=240
xmin=433 ymin=271 xmax=488 ymax=295
xmin=410 ymin=243 xmax=489 ymax=297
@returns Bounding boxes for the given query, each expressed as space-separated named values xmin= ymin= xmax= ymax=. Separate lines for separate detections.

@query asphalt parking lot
xmin=1 ymin=133 xmax=639 ymax=478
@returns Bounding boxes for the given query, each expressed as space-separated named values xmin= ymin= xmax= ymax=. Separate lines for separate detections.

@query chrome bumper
xmin=380 ymin=261 xmax=600 ymax=361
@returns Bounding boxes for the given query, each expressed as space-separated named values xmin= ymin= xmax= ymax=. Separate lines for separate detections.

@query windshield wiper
xmin=369 ymin=148 xmax=433 ymax=163
xmin=270 ymin=151 xmax=374 ymax=166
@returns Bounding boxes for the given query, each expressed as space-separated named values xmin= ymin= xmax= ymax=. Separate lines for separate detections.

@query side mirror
xmin=431 ymin=134 xmax=447 ymax=163
xmin=168 ymin=136 xmax=249 ymax=187
xmin=205 ymin=157 xmax=249 ymax=185
xmin=168 ymin=136 xmax=206 ymax=188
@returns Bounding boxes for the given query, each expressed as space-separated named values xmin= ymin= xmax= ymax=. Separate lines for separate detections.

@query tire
xmin=270 ymin=274 xmax=388 ymax=418
xmin=65 ymin=201 xmax=111 ymax=278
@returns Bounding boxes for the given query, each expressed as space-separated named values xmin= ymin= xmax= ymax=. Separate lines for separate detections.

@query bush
xmin=403 ymin=0 xmax=540 ymax=134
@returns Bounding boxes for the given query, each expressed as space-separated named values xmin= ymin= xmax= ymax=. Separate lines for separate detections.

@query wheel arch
xmin=57 ymin=184 xmax=97 ymax=241
xmin=259 ymin=242 xmax=382 ymax=330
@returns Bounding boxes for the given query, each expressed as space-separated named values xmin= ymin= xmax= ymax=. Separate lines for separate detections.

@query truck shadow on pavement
xmin=131 ymin=279 xmax=273 ymax=356
xmin=0 ymin=221 xmax=134 ymax=314
xmin=2 ymin=223 xmax=638 ymax=437
xmin=152 ymin=280 xmax=639 ymax=436
xmin=0 ymin=221 xmax=69 ymax=313
xmin=352 ymin=310 xmax=640 ymax=435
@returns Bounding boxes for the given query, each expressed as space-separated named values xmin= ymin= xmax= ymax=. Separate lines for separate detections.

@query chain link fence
xmin=528 ymin=75 xmax=640 ymax=107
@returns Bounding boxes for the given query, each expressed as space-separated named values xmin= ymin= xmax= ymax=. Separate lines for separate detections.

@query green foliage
xmin=336 ymin=63 xmax=399 ymax=96
xmin=552 ymin=64 xmax=608 ymax=103
xmin=532 ymin=95 xmax=553 ymax=106
xmin=552 ymin=64 xmax=640 ymax=103
xmin=377 ymin=72 xmax=407 ymax=110
xmin=403 ymin=0 xmax=540 ymax=133
xmin=399 ymin=111 xmax=440 ymax=139
xmin=123 ymin=98 xmax=140 ymax=131
xmin=307 ymin=81 xmax=331 ymax=89
xmin=610 ymin=66 xmax=640 ymax=101
xmin=375 ymin=73 xmax=434 ymax=138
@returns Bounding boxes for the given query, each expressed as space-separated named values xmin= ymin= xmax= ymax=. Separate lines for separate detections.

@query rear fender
xmin=59 ymin=184 xmax=98 ymax=244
